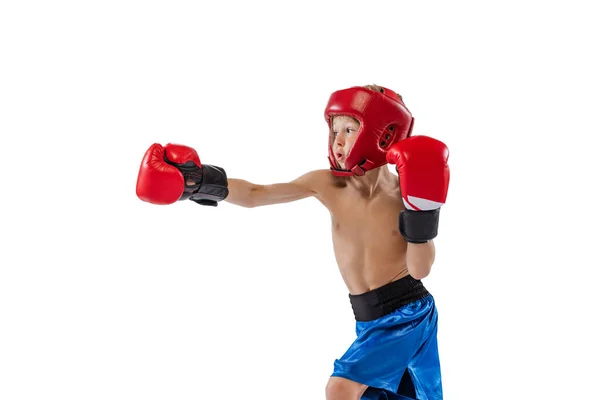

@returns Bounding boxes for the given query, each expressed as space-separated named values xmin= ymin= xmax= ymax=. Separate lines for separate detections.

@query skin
xmin=224 ymin=115 xmax=435 ymax=399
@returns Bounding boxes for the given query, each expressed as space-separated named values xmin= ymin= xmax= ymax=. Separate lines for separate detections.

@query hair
xmin=363 ymin=84 xmax=403 ymax=102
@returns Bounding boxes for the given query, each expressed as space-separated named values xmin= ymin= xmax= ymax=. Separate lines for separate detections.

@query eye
xmin=346 ymin=127 xmax=355 ymax=134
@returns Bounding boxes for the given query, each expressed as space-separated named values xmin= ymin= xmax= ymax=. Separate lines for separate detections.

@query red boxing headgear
xmin=325 ymin=86 xmax=414 ymax=176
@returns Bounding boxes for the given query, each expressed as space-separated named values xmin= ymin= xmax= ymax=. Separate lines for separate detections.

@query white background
xmin=1 ymin=1 xmax=599 ymax=399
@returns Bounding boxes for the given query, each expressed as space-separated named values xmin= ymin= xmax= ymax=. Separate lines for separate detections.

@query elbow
xmin=408 ymin=266 xmax=431 ymax=281
xmin=407 ymin=258 xmax=434 ymax=280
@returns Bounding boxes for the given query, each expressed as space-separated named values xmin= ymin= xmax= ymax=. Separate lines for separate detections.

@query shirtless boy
xmin=136 ymin=85 xmax=450 ymax=400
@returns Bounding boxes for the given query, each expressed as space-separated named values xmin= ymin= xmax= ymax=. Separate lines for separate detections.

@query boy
xmin=136 ymin=85 xmax=450 ymax=400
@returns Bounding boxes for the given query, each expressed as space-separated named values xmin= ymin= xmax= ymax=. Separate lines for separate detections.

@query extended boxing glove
xmin=136 ymin=143 xmax=229 ymax=206
xmin=386 ymin=136 xmax=449 ymax=243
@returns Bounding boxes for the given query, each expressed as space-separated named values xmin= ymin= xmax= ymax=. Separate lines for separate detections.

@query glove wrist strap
xmin=164 ymin=157 xmax=229 ymax=207
xmin=188 ymin=164 xmax=229 ymax=207
xmin=399 ymin=208 xmax=440 ymax=243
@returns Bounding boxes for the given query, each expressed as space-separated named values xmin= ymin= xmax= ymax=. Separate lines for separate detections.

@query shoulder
xmin=291 ymin=169 xmax=346 ymax=203
xmin=293 ymin=169 xmax=344 ymax=209
xmin=295 ymin=169 xmax=344 ymax=189
xmin=293 ymin=169 xmax=329 ymax=183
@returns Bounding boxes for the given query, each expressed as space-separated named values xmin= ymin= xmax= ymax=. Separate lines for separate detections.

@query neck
xmin=348 ymin=166 xmax=394 ymax=197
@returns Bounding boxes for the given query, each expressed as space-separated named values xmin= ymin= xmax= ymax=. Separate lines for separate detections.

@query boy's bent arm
xmin=406 ymin=241 xmax=435 ymax=280
xmin=225 ymin=170 xmax=325 ymax=208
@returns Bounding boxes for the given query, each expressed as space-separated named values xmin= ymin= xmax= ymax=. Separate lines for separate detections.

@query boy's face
xmin=331 ymin=115 xmax=361 ymax=169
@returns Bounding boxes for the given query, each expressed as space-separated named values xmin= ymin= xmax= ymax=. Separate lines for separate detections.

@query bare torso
xmin=313 ymin=168 xmax=409 ymax=295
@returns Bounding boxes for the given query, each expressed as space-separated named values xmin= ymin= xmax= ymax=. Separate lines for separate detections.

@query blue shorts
xmin=331 ymin=277 xmax=442 ymax=400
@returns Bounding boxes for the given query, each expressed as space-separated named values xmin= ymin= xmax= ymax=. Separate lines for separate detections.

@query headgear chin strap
xmin=325 ymin=86 xmax=414 ymax=177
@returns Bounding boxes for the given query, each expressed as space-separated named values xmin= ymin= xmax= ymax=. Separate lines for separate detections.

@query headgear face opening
xmin=325 ymin=86 xmax=414 ymax=177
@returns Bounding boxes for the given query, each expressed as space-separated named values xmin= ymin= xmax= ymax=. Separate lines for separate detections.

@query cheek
xmin=347 ymin=136 xmax=358 ymax=148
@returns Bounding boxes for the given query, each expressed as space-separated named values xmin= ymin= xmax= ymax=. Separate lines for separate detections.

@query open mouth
xmin=336 ymin=152 xmax=344 ymax=160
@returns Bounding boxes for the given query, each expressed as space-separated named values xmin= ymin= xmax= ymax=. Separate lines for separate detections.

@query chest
xmin=329 ymin=188 xmax=404 ymax=239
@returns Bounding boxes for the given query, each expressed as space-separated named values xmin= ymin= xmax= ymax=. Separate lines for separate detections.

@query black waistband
xmin=349 ymin=275 xmax=430 ymax=322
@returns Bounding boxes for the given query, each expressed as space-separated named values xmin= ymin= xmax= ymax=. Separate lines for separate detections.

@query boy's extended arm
xmin=136 ymin=142 xmax=326 ymax=209
xmin=226 ymin=171 xmax=323 ymax=208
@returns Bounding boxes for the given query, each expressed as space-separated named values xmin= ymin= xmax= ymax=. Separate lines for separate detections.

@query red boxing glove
xmin=136 ymin=143 xmax=229 ymax=206
xmin=386 ymin=136 xmax=450 ymax=243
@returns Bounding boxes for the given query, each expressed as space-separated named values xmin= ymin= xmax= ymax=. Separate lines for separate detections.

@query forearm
xmin=406 ymin=241 xmax=435 ymax=280
xmin=224 ymin=178 xmax=257 ymax=208
xmin=224 ymin=177 xmax=315 ymax=208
